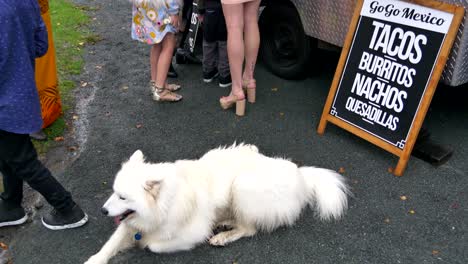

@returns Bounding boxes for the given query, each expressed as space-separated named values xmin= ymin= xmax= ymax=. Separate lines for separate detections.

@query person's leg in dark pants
xmin=0 ymin=129 xmax=87 ymax=229
xmin=203 ymin=39 xmax=219 ymax=82
xmin=0 ymin=130 xmax=74 ymax=211
xmin=0 ymin=160 xmax=28 ymax=227
xmin=0 ymin=161 xmax=24 ymax=207
xmin=217 ymin=40 xmax=231 ymax=87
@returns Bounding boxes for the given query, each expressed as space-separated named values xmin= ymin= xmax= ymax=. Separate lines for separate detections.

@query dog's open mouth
xmin=116 ymin=209 xmax=135 ymax=222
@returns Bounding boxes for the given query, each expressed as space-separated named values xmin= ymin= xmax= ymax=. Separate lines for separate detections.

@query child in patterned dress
xmin=131 ymin=0 xmax=184 ymax=102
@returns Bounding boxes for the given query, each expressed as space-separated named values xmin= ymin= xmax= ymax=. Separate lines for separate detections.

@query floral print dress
xmin=131 ymin=0 xmax=180 ymax=44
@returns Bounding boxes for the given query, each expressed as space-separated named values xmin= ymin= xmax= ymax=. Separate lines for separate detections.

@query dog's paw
xmin=84 ymin=254 xmax=108 ymax=264
xmin=208 ymin=234 xmax=228 ymax=247
xmin=146 ymin=244 xmax=162 ymax=253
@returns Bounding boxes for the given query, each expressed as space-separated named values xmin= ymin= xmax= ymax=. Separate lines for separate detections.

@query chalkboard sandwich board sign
xmin=317 ymin=0 xmax=464 ymax=176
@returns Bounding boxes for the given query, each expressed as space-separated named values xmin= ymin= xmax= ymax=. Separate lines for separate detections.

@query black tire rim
xmin=269 ymin=23 xmax=300 ymax=68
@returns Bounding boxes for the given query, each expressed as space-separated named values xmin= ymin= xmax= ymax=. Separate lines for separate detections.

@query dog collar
xmin=134 ymin=232 xmax=142 ymax=241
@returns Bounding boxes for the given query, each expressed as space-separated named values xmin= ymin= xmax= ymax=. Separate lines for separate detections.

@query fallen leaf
xmin=384 ymin=218 xmax=391 ymax=224
xmin=388 ymin=167 xmax=394 ymax=173
xmin=78 ymin=42 xmax=85 ymax=46
xmin=409 ymin=209 xmax=415 ymax=214
xmin=81 ymin=81 xmax=88 ymax=87
xmin=0 ymin=242 xmax=8 ymax=250
xmin=68 ymin=146 xmax=78 ymax=152
xmin=432 ymin=250 xmax=440 ymax=256
xmin=136 ymin=124 xmax=143 ymax=129
xmin=338 ymin=167 xmax=345 ymax=174
xmin=400 ymin=195 xmax=407 ymax=201
xmin=54 ymin=136 xmax=64 ymax=142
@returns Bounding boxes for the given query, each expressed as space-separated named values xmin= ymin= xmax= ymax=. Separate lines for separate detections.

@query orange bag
xmin=35 ymin=0 xmax=62 ymax=128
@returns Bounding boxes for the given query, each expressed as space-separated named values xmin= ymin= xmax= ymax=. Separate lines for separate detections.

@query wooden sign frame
xmin=317 ymin=0 xmax=464 ymax=176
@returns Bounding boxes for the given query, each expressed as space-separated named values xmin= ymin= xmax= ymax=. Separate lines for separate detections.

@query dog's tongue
xmin=114 ymin=216 xmax=121 ymax=226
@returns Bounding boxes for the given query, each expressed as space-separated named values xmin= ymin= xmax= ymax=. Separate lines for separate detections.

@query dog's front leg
xmin=85 ymin=224 xmax=135 ymax=264
xmin=146 ymin=238 xmax=196 ymax=253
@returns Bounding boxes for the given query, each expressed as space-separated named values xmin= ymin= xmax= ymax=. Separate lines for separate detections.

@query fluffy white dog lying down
xmin=85 ymin=144 xmax=349 ymax=264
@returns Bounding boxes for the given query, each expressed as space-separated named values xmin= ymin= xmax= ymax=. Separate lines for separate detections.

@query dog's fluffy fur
xmin=85 ymin=144 xmax=349 ymax=264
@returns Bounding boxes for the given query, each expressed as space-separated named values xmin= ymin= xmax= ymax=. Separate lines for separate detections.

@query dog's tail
xmin=299 ymin=167 xmax=349 ymax=221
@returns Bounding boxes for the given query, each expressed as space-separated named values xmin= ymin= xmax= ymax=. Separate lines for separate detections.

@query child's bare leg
xmin=150 ymin=44 xmax=162 ymax=81
xmin=155 ymin=33 xmax=176 ymax=88
xmin=152 ymin=33 xmax=181 ymax=101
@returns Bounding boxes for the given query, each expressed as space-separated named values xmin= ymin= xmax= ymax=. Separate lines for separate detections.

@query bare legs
xmin=242 ymin=0 xmax=261 ymax=82
xmin=221 ymin=0 xmax=261 ymax=113
xmin=150 ymin=42 xmax=162 ymax=83
xmin=150 ymin=33 xmax=182 ymax=101
xmin=222 ymin=4 xmax=245 ymax=100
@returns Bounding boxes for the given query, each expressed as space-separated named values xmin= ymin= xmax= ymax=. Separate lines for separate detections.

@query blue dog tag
xmin=134 ymin=232 xmax=142 ymax=241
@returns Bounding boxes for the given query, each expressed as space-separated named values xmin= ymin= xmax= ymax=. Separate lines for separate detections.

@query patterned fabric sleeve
xmin=167 ymin=0 xmax=181 ymax=15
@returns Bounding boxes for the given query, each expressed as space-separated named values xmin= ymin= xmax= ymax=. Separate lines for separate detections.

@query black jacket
xmin=198 ymin=0 xmax=222 ymax=15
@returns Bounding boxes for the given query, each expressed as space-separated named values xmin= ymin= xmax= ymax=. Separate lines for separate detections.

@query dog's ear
xmin=144 ymin=180 xmax=161 ymax=194
xmin=129 ymin=150 xmax=145 ymax=163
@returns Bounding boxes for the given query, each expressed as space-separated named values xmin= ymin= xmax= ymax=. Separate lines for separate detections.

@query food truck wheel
xmin=260 ymin=3 xmax=311 ymax=79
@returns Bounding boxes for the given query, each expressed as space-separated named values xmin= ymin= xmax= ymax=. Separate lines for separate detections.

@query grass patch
xmin=33 ymin=0 xmax=94 ymax=153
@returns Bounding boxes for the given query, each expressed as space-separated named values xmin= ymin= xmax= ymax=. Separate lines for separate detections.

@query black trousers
xmin=0 ymin=129 xmax=74 ymax=212
xmin=203 ymin=7 xmax=227 ymax=43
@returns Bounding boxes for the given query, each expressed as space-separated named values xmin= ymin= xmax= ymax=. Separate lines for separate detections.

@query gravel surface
xmin=7 ymin=0 xmax=468 ymax=263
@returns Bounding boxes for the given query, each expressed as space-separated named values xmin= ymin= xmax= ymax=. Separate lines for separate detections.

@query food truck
xmin=259 ymin=0 xmax=468 ymax=86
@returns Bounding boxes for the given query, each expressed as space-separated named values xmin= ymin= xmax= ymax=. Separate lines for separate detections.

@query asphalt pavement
xmin=6 ymin=0 xmax=468 ymax=263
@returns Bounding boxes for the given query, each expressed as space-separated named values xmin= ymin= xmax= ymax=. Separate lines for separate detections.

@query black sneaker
xmin=167 ymin=63 xmax=178 ymax=78
xmin=0 ymin=199 xmax=28 ymax=228
xmin=219 ymin=75 xmax=232 ymax=88
xmin=41 ymin=204 xmax=88 ymax=230
xmin=203 ymin=69 xmax=219 ymax=83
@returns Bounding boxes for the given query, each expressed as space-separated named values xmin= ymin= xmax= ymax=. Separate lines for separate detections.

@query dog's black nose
xmin=101 ymin=207 xmax=109 ymax=215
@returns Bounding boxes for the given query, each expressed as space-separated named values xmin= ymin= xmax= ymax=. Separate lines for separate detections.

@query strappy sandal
xmin=242 ymin=79 xmax=256 ymax=103
xmin=165 ymin=83 xmax=181 ymax=91
xmin=150 ymin=80 xmax=181 ymax=94
xmin=152 ymin=86 xmax=182 ymax=102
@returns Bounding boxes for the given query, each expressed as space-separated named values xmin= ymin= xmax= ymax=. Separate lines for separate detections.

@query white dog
xmin=85 ymin=144 xmax=349 ymax=264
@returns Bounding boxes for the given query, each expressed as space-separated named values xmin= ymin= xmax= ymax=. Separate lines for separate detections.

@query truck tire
xmin=260 ymin=3 xmax=311 ymax=79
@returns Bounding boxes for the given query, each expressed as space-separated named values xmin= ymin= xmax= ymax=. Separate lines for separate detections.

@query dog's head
xmin=101 ymin=150 xmax=174 ymax=226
